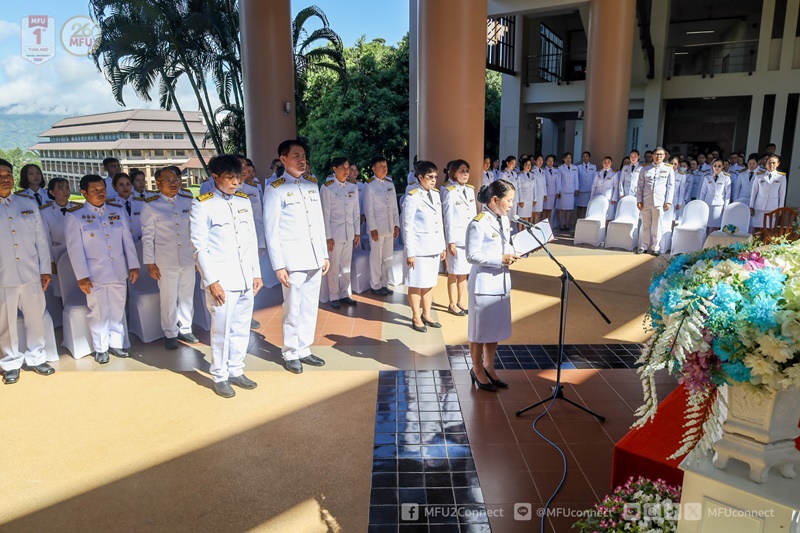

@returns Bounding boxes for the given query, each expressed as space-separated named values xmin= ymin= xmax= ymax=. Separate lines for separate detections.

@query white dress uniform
xmin=670 ymin=170 xmax=691 ymax=224
xmin=40 ymin=199 xmax=80 ymax=297
xmin=482 ymin=170 xmax=494 ymax=188
xmin=544 ymin=166 xmax=558 ymax=211
xmin=321 ymin=177 xmax=360 ymax=301
xmin=699 ymin=172 xmax=731 ymax=227
xmin=25 ymin=187 xmax=48 ymax=207
xmin=402 ymin=187 xmax=446 ymax=288
xmin=118 ymin=195 xmax=145 ymax=241
xmin=618 ymin=162 xmax=643 ymax=198
xmin=407 ymin=170 xmax=417 ymax=188
xmin=190 ymin=188 xmax=260 ymax=382
xmin=516 ymin=171 xmax=535 ymax=218
xmin=576 ymin=162 xmax=597 ymax=207
xmin=734 ymin=169 xmax=757 ymax=205
xmin=590 ymin=170 xmax=620 ymax=220
xmin=636 ymin=163 xmax=675 ymax=254
xmin=441 ymin=182 xmax=477 ymax=275
xmin=750 ymin=170 xmax=787 ymax=229
xmin=264 ymin=175 xmax=328 ymax=361
xmin=239 ymin=180 xmax=265 ymax=249
xmin=103 ymin=175 xmax=118 ymax=199
xmin=500 ymin=170 xmax=519 ymax=218
xmin=357 ymin=179 xmax=370 ymax=251
xmin=65 ymin=199 xmax=140 ymax=353
xmin=689 ymin=170 xmax=704 ymax=200
xmin=0 ymin=192 xmax=51 ymax=372
xmin=557 ymin=163 xmax=578 ymax=210
xmin=199 ymin=179 xmax=215 ymax=195
xmin=466 ymin=210 xmax=513 ymax=343
xmin=531 ymin=166 xmax=546 ymax=214
xmin=364 ymin=175 xmax=400 ymax=290
xmin=140 ymin=190 xmax=196 ymax=339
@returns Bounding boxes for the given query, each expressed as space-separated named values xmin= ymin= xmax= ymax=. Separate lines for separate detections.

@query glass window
xmin=175 ymin=150 xmax=185 ymax=156
xmin=129 ymin=132 xmax=140 ymax=139
xmin=154 ymin=149 xmax=164 ymax=157
xmin=153 ymin=133 xmax=163 ymax=139
xmin=131 ymin=149 xmax=142 ymax=157
xmin=539 ymin=24 xmax=563 ymax=83
xmin=164 ymin=133 xmax=173 ymax=139
xmin=175 ymin=133 xmax=184 ymax=139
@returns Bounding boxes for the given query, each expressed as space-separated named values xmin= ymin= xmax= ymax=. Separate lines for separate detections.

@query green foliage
xmin=484 ymin=70 xmax=502 ymax=158
xmin=300 ymin=36 xmax=410 ymax=185
xmin=0 ymin=114 xmax=67 ymax=152
xmin=0 ymin=147 xmax=41 ymax=178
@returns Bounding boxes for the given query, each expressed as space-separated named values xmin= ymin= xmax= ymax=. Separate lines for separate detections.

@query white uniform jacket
xmin=0 ymin=192 xmax=51 ymax=286
xmin=263 ymin=175 xmax=328 ymax=272
xmin=40 ymin=200 xmax=80 ymax=266
xmin=557 ymin=164 xmax=578 ymax=195
xmin=750 ymin=171 xmax=787 ymax=212
xmin=591 ymin=170 xmax=620 ymax=201
xmin=402 ymin=187 xmax=446 ymax=258
xmin=466 ymin=210 xmax=512 ymax=295
xmin=699 ymin=172 xmax=731 ymax=207
xmin=577 ymin=163 xmax=597 ymax=194
xmin=636 ymin=164 xmax=675 ymax=207
xmin=619 ymin=162 xmax=643 ymax=197
xmin=672 ymin=171 xmax=691 ymax=206
xmin=733 ymin=170 xmax=757 ymax=204
xmin=64 ymin=200 xmax=140 ymax=284
xmin=364 ymin=176 xmax=400 ymax=235
xmin=441 ymin=182 xmax=477 ymax=247
xmin=240 ymin=180 xmax=265 ymax=249
xmin=321 ymin=177 xmax=360 ymax=243
xmin=190 ymin=189 xmax=260 ymax=290
xmin=140 ymin=191 xmax=195 ymax=268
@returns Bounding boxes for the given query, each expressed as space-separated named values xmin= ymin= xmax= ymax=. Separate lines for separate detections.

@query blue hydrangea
xmin=744 ymin=295 xmax=780 ymax=331
xmin=661 ymin=288 xmax=685 ymax=316
xmin=725 ymin=360 xmax=752 ymax=383
xmin=745 ymin=267 xmax=787 ymax=298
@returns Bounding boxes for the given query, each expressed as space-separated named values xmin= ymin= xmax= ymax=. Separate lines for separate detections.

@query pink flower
xmin=679 ymin=345 xmax=720 ymax=394
xmin=739 ymin=251 xmax=766 ymax=271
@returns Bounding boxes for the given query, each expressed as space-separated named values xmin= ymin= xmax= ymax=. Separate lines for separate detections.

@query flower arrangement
xmin=635 ymin=239 xmax=800 ymax=458
xmin=573 ymin=476 xmax=682 ymax=533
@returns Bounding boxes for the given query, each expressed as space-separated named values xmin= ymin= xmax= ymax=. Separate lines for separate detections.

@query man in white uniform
xmin=102 ymin=157 xmax=122 ymax=197
xmin=190 ymin=155 xmax=262 ymax=397
xmin=65 ymin=174 xmax=140 ymax=363
xmin=618 ymin=149 xmax=643 ymax=198
xmin=363 ymin=156 xmax=400 ymax=295
xmin=576 ymin=151 xmax=597 ymax=219
xmin=636 ymin=147 xmax=674 ymax=256
xmin=320 ymin=157 xmax=360 ymax=309
xmin=264 ymin=139 xmax=330 ymax=374
xmin=141 ymin=167 xmax=198 ymax=350
xmin=734 ymin=155 xmax=759 ymax=205
xmin=750 ymin=155 xmax=787 ymax=229
xmin=0 ymin=159 xmax=54 ymax=384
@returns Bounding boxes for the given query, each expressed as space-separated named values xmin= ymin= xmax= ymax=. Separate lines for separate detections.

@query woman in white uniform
xmin=40 ymin=177 xmax=79 ymax=298
xmin=441 ymin=159 xmax=477 ymax=316
xmin=20 ymin=163 xmax=48 ymax=206
xmin=698 ymin=158 xmax=731 ymax=231
xmin=531 ymin=154 xmax=546 ymax=224
xmin=481 ymin=156 xmax=494 ymax=188
xmin=467 ymin=179 xmax=520 ymax=392
xmin=499 ymin=156 xmax=518 ymax=220
xmin=112 ymin=172 xmax=144 ymax=241
xmin=403 ymin=160 xmax=446 ymax=333
xmin=590 ymin=156 xmax=619 ymax=220
xmin=515 ymin=157 xmax=534 ymax=227
xmin=557 ymin=152 xmax=578 ymax=231
xmin=543 ymin=155 xmax=558 ymax=223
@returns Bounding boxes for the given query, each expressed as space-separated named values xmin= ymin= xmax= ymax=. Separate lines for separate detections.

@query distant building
xmin=31 ymin=109 xmax=213 ymax=191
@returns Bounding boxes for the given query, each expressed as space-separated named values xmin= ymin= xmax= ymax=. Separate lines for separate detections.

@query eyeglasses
xmin=158 ymin=178 xmax=181 ymax=185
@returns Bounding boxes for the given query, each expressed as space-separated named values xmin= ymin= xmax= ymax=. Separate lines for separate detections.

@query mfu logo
xmin=60 ymin=16 xmax=101 ymax=57
xmin=21 ymin=15 xmax=56 ymax=65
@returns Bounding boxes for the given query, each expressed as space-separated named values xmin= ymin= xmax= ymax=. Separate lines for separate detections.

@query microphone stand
xmin=514 ymin=220 xmax=610 ymax=420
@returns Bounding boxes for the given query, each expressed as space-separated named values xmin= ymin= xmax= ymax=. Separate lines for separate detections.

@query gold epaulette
xmin=13 ymin=191 xmax=33 ymax=199
xmin=303 ymin=176 xmax=317 ymax=183
xmin=271 ymin=178 xmax=286 ymax=188
xmin=778 ymin=171 xmax=786 ymax=175
xmin=67 ymin=203 xmax=83 ymax=213
xmin=433 ymin=188 xmax=439 ymax=193
xmin=324 ymin=180 xmax=334 ymax=187
xmin=197 ymin=192 xmax=214 ymax=202
xmin=408 ymin=188 xmax=419 ymax=195
xmin=234 ymin=191 xmax=249 ymax=199
xmin=466 ymin=184 xmax=475 ymax=189
xmin=132 ymin=196 xmax=145 ymax=201
xmin=473 ymin=212 xmax=485 ymax=222
xmin=145 ymin=195 xmax=159 ymax=202
xmin=722 ymin=172 xmax=730 ymax=177
xmin=367 ymin=177 xmax=375 ymax=183
xmin=178 ymin=190 xmax=193 ymax=199
xmin=106 ymin=199 xmax=121 ymax=208
xmin=347 ymin=178 xmax=356 ymax=184
xmin=245 ymin=180 xmax=257 ymax=187
xmin=446 ymin=185 xmax=456 ymax=192
xmin=39 ymin=201 xmax=53 ymax=210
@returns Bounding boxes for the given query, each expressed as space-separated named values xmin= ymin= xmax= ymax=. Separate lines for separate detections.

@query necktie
xmin=749 ymin=171 xmax=754 ymax=181
xmin=427 ymin=191 xmax=433 ymax=204
xmin=34 ymin=191 xmax=42 ymax=206
xmin=497 ymin=215 xmax=503 ymax=230
xmin=60 ymin=207 xmax=67 ymax=215
xmin=604 ymin=170 xmax=607 ymax=178
xmin=631 ymin=164 xmax=635 ymax=172
xmin=463 ymin=188 xmax=468 ymax=201
xmin=125 ymin=199 xmax=131 ymax=216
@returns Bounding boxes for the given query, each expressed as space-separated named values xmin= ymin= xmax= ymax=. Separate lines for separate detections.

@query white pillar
xmin=770 ymin=92 xmax=789 ymax=153
xmin=641 ymin=0 xmax=671 ymax=149
xmin=780 ymin=0 xmax=800 ymax=72
xmin=409 ymin=0 xmax=418 ymax=170
xmin=746 ymin=93 xmax=765 ymax=157
xmin=498 ymin=15 xmax=524 ymax=159
xmin=756 ymin=0 xmax=777 ymax=73
xmin=787 ymin=104 xmax=800 ymax=207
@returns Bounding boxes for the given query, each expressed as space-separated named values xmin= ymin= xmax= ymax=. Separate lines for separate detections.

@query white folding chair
xmin=390 ymin=242 xmax=405 ymax=287
xmin=574 ymin=196 xmax=609 ymax=247
xmin=192 ymin=271 xmax=211 ymax=331
xmin=350 ymin=250 xmax=371 ymax=293
xmin=17 ymin=311 xmax=59 ymax=362
xmin=44 ymin=286 xmax=63 ymax=328
xmin=604 ymin=196 xmax=640 ymax=251
xmin=704 ymin=202 xmax=752 ymax=248
xmin=671 ymin=200 xmax=710 ymax=255
xmin=127 ymin=242 xmax=163 ymax=343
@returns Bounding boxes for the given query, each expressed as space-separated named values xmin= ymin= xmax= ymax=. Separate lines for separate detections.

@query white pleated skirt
xmin=446 ymin=246 xmax=470 ymax=276
xmin=404 ymin=254 xmax=441 ymax=288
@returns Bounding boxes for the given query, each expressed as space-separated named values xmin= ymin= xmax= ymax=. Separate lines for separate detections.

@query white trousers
xmin=207 ymin=288 xmax=253 ymax=383
xmin=86 ymin=282 xmax=127 ymax=353
xmin=327 ymin=239 xmax=354 ymax=300
xmin=0 ymin=282 xmax=47 ymax=371
xmin=281 ymin=269 xmax=322 ymax=361
xmin=369 ymin=233 xmax=394 ymax=290
xmin=157 ymin=267 xmax=196 ymax=338
xmin=639 ymin=205 xmax=664 ymax=252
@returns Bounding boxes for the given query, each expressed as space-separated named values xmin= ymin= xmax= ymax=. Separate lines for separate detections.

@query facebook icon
xmin=401 ymin=503 xmax=420 ymax=521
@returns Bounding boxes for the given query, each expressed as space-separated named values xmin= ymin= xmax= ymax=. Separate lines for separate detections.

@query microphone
xmin=513 ymin=215 xmax=534 ymax=228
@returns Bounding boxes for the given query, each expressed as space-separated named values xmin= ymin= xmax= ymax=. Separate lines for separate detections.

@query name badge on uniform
xmin=456 ymin=201 xmax=463 ymax=206
xmin=238 ymin=208 xmax=249 ymax=214
xmin=491 ymin=232 xmax=498 ymax=238
xmin=287 ymin=192 xmax=294 ymax=196
xmin=387 ymin=187 xmax=393 ymax=191
xmin=133 ymin=211 xmax=140 ymax=216
xmin=21 ymin=210 xmax=33 ymax=215
xmin=182 ymin=209 xmax=190 ymax=213
xmin=309 ymin=189 xmax=316 ymax=195
xmin=109 ymin=214 xmax=120 ymax=221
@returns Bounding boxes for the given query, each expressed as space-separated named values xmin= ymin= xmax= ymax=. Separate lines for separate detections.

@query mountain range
xmin=0 ymin=114 xmax=68 ymax=151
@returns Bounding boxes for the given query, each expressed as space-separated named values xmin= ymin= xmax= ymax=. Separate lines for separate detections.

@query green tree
xmin=484 ymin=69 xmax=502 ymax=159
xmin=300 ymin=36 xmax=409 ymax=186
xmin=0 ymin=148 xmax=41 ymax=186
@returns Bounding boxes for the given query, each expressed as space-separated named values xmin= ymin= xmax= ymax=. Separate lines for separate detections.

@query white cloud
xmin=0 ymin=21 xmax=20 ymax=42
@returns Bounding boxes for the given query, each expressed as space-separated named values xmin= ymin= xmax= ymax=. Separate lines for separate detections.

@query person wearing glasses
xmin=141 ymin=167 xmax=199 ymax=350
xmin=402 ymin=161 xmax=446 ymax=332
xmin=698 ymin=158 xmax=731 ymax=232
xmin=0 ymin=158 xmax=54 ymax=385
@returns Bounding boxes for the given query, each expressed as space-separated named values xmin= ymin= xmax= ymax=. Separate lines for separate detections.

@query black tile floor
xmin=447 ymin=344 xmax=643 ymax=371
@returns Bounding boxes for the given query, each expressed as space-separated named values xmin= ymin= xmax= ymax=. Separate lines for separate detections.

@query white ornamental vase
xmin=712 ymin=385 xmax=800 ymax=483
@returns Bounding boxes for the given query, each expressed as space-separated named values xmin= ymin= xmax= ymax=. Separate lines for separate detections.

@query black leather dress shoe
xmin=299 ymin=354 xmax=326 ymax=366
xmin=470 ymin=369 xmax=496 ymax=392
xmin=95 ymin=351 xmax=109 ymax=364
xmin=214 ymin=381 xmax=236 ymax=398
xmin=229 ymin=374 xmax=258 ymax=389
xmin=109 ymin=347 xmax=129 ymax=358
xmin=2 ymin=369 xmax=20 ymax=384
xmin=341 ymin=297 xmax=358 ymax=305
xmin=421 ymin=316 xmax=442 ymax=328
xmin=330 ymin=299 xmax=341 ymax=309
xmin=411 ymin=321 xmax=427 ymax=333
xmin=250 ymin=318 xmax=261 ymax=329
xmin=371 ymin=288 xmax=386 ymax=296
xmin=448 ymin=305 xmax=467 ymax=316
xmin=284 ymin=359 xmax=303 ymax=374
xmin=30 ymin=363 xmax=55 ymax=376
xmin=382 ymin=286 xmax=394 ymax=295
xmin=484 ymin=367 xmax=509 ymax=388
xmin=165 ymin=337 xmax=179 ymax=350
xmin=178 ymin=332 xmax=200 ymax=344
xmin=457 ymin=305 xmax=469 ymax=315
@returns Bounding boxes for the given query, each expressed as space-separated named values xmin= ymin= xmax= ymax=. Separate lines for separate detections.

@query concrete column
xmin=409 ymin=0 xmax=418 ymax=171
xmin=788 ymin=103 xmax=800 ymax=207
xmin=756 ymin=0 xmax=776 ymax=73
xmin=770 ymin=92 xmax=789 ymax=153
xmin=780 ymin=0 xmax=800 ymax=71
xmin=746 ymin=93 xmax=765 ymax=156
xmin=240 ymin=0 xmax=296 ymax=167
xmin=418 ymin=0 xmax=488 ymax=189
xmin=583 ymin=0 xmax=636 ymax=162
xmin=499 ymin=15 xmax=525 ymax=159
xmin=641 ymin=0 xmax=670 ymax=152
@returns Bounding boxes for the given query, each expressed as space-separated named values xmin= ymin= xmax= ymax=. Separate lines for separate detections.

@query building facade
xmin=31 ymin=109 xmax=213 ymax=191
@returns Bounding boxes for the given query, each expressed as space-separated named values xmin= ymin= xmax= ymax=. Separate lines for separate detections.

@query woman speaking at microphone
xmin=466 ymin=180 xmax=520 ymax=392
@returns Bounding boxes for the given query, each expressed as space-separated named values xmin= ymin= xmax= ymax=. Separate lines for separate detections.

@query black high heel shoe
xmin=470 ymin=369 xmax=496 ymax=392
xmin=483 ymin=367 xmax=508 ymax=388
xmin=421 ymin=316 xmax=442 ymax=328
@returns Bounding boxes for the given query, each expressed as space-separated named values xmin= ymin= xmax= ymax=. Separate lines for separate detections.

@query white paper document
xmin=512 ymin=219 xmax=555 ymax=256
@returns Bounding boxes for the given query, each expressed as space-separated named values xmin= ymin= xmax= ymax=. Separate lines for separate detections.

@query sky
xmin=0 ymin=0 xmax=409 ymax=116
